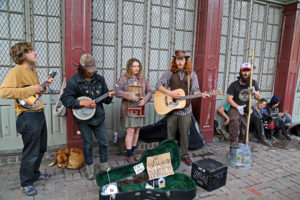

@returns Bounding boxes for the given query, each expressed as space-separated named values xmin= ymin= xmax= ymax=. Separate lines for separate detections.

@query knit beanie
xmin=270 ymin=95 xmax=280 ymax=104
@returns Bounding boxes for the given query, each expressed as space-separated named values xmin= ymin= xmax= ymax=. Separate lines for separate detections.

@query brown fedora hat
xmin=172 ymin=50 xmax=190 ymax=59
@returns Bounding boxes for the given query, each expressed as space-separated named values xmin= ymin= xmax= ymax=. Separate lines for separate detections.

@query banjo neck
xmin=93 ymin=76 xmax=139 ymax=104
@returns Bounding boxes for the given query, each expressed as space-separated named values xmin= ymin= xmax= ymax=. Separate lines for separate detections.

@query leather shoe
xmin=133 ymin=152 xmax=140 ymax=161
xmin=126 ymin=156 xmax=135 ymax=164
xmin=181 ymin=156 xmax=192 ymax=166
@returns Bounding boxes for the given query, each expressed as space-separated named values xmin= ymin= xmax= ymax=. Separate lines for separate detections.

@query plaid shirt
xmin=155 ymin=70 xmax=200 ymax=115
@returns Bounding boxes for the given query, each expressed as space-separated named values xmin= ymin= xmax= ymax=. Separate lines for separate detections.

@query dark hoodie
xmin=265 ymin=95 xmax=280 ymax=117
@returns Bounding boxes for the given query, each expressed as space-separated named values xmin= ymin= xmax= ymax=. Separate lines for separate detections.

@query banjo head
xmin=72 ymin=96 xmax=96 ymax=120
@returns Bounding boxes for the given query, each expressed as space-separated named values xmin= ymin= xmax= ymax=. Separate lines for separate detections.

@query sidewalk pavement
xmin=1 ymin=135 xmax=300 ymax=200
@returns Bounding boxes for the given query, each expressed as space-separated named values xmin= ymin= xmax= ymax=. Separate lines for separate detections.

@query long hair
xmin=170 ymin=57 xmax=192 ymax=75
xmin=77 ymin=64 xmax=86 ymax=76
xmin=123 ymin=58 xmax=143 ymax=78
xmin=255 ymin=98 xmax=267 ymax=110
xmin=9 ymin=42 xmax=34 ymax=64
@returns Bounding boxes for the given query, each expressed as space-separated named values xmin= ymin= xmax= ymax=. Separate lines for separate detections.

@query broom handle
xmin=246 ymin=49 xmax=254 ymax=144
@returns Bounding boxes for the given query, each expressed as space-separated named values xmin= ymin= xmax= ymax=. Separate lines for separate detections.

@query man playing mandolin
xmin=155 ymin=50 xmax=210 ymax=166
xmin=0 ymin=42 xmax=54 ymax=196
xmin=60 ymin=53 xmax=115 ymax=180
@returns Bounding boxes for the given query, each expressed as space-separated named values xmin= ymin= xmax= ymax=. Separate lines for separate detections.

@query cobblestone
xmin=0 ymin=135 xmax=299 ymax=200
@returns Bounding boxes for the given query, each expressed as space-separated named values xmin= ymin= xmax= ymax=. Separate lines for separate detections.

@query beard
xmin=29 ymin=60 xmax=37 ymax=67
xmin=239 ymin=71 xmax=250 ymax=84
xmin=24 ymin=57 xmax=37 ymax=67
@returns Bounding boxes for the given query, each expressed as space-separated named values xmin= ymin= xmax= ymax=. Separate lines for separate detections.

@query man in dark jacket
xmin=61 ymin=54 xmax=115 ymax=180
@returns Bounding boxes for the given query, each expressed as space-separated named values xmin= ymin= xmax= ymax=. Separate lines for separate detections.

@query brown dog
xmin=67 ymin=147 xmax=85 ymax=169
xmin=49 ymin=146 xmax=84 ymax=169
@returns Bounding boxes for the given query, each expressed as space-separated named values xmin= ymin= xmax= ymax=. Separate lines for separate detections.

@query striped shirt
xmin=155 ymin=70 xmax=200 ymax=115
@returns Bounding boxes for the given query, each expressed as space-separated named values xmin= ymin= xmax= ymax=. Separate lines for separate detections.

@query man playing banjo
xmin=60 ymin=53 xmax=115 ymax=180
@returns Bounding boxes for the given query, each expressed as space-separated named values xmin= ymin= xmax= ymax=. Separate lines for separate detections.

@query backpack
xmin=262 ymin=115 xmax=275 ymax=130
xmin=188 ymin=115 xmax=205 ymax=150
xmin=291 ymin=124 xmax=300 ymax=136
xmin=140 ymin=117 xmax=167 ymax=143
xmin=53 ymin=77 xmax=66 ymax=117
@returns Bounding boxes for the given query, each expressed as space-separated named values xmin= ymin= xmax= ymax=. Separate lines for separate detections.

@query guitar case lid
xmin=96 ymin=140 xmax=196 ymax=200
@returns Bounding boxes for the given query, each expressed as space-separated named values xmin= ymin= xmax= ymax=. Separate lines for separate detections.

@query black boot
xmin=259 ymin=136 xmax=272 ymax=146
xmin=259 ymin=125 xmax=272 ymax=146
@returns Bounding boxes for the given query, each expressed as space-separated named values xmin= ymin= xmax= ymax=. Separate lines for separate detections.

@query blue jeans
xmin=78 ymin=121 xmax=108 ymax=164
xmin=16 ymin=111 xmax=47 ymax=187
xmin=276 ymin=113 xmax=292 ymax=130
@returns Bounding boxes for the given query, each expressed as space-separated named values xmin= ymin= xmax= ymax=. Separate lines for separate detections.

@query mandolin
xmin=72 ymin=76 xmax=139 ymax=120
xmin=17 ymin=71 xmax=57 ymax=108
xmin=154 ymin=89 xmax=223 ymax=115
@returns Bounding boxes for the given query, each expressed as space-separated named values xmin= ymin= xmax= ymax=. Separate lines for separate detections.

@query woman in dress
xmin=116 ymin=58 xmax=152 ymax=164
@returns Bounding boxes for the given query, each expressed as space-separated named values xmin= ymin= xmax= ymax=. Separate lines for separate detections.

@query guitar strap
xmin=187 ymin=73 xmax=191 ymax=95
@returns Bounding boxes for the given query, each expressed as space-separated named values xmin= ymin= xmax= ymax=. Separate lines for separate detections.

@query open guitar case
xmin=96 ymin=140 xmax=196 ymax=200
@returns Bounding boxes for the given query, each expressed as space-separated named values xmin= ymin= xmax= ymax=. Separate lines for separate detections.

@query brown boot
xmin=260 ymin=136 xmax=272 ymax=147
xmin=126 ymin=156 xmax=135 ymax=164
xmin=133 ymin=152 xmax=140 ymax=161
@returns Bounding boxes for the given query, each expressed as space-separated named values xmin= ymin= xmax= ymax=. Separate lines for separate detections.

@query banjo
xmin=72 ymin=76 xmax=139 ymax=120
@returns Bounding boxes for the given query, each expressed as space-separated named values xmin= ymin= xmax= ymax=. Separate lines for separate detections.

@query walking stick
xmin=229 ymin=49 xmax=254 ymax=169
xmin=246 ymin=48 xmax=254 ymax=145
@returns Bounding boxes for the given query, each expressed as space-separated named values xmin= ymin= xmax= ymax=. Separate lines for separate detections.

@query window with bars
xmin=91 ymin=0 xmax=198 ymax=90
xmin=0 ymin=0 xmax=63 ymax=93
xmin=32 ymin=0 xmax=63 ymax=92
xmin=91 ymin=0 xmax=118 ymax=88
xmin=218 ymin=0 xmax=282 ymax=93
xmin=0 ymin=0 xmax=25 ymax=84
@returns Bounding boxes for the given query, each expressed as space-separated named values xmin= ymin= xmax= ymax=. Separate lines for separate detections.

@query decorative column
xmin=192 ymin=0 xmax=223 ymax=142
xmin=65 ymin=0 xmax=91 ymax=148
xmin=274 ymin=2 xmax=300 ymax=115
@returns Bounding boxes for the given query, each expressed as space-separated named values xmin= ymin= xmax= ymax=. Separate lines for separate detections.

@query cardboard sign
xmin=146 ymin=152 xmax=174 ymax=180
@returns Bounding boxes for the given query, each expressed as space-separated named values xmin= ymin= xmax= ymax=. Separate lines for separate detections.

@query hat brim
xmin=241 ymin=67 xmax=251 ymax=71
xmin=85 ymin=65 xmax=98 ymax=73
xmin=172 ymin=56 xmax=190 ymax=59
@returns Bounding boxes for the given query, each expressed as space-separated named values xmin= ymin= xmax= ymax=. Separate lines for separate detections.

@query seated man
xmin=265 ymin=95 xmax=291 ymax=140
xmin=227 ymin=63 xmax=260 ymax=149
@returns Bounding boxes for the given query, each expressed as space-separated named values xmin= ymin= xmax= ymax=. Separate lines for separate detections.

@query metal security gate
xmin=0 ymin=0 xmax=65 ymax=151
xmin=217 ymin=0 xmax=283 ymax=111
xmin=91 ymin=0 xmax=198 ymax=136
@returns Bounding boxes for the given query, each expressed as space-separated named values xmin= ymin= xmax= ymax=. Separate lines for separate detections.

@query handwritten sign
xmin=133 ymin=163 xmax=145 ymax=174
xmin=146 ymin=152 xmax=174 ymax=180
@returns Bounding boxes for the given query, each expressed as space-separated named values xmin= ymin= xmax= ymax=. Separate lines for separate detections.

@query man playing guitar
xmin=0 ymin=42 xmax=53 ymax=196
xmin=155 ymin=50 xmax=210 ymax=166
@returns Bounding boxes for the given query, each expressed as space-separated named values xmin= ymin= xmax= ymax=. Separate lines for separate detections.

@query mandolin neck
xmin=40 ymin=80 xmax=48 ymax=88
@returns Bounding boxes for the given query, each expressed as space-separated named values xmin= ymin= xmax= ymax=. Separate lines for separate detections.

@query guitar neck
xmin=179 ymin=93 xmax=202 ymax=100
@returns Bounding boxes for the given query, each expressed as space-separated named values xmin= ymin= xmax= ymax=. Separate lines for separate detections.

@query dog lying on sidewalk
xmin=49 ymin=146 xmax=84 ymax=169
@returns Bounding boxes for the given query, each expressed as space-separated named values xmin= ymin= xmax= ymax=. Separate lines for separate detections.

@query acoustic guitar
xmin=17 ymin=71 xmax=57 ymax=108
xmin=154 ymin=89 xmax=223 ymax=115
xmin=72 ymin=76 xmax=139 ymax=120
